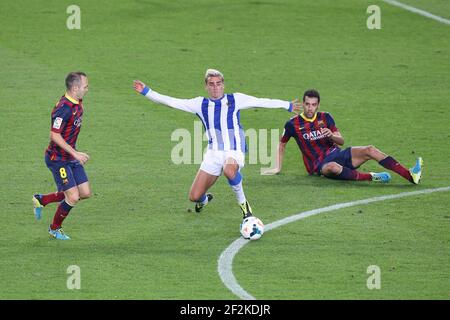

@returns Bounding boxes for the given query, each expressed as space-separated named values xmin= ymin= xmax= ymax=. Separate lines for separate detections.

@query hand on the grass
xmin=260 ymin=167 xmax=280 ymax=175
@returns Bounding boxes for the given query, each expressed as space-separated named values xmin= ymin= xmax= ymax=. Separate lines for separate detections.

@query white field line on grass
xmin=383 ymin=0 xmax=450 ymax=25
xmin=218 ymin=186 xmax=450 ymax=300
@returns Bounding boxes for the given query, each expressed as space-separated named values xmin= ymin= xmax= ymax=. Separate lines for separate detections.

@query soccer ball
xmin=240 ymin=216 xmax=264 ymax=240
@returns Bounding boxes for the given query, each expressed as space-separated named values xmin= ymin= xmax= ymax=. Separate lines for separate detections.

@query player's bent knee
xmin=366 ymin=145 xmax=380 ymax=158
xmin=223 ymin=167 xmax=237 ymax=180
xmin=189 ymin=191 xmax=202 ymax=202
xmin=79 ymin=191 xmax=92 ymax=200
xmin=65 ymin=194 xmax=80 ymax=205
xmin=322 ymin=162 xmax=341 ymax=176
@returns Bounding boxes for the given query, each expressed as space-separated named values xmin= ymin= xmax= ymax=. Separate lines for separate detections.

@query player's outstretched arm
xmin=235 ymin=93 xmax=301 ymax=113
xmin=132 ymin=79 xmax=199 ymax=114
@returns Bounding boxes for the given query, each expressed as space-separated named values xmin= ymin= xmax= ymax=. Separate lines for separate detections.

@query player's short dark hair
xmin=65 ymin=72 xmax=87 ymax=90
xmin=303 ymin=89 xmax=320 ymax=103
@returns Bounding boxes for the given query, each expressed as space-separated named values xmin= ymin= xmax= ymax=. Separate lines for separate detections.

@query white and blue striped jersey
xmin=143 ymin=89 xmax=292 ymax=152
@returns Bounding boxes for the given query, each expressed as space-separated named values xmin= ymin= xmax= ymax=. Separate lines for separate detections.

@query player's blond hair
xmin=204 ymin=69 xmax=224 ymax=83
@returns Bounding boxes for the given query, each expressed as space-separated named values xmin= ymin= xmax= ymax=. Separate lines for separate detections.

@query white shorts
xmin=199 ymin=150 xmax=245 ymax=176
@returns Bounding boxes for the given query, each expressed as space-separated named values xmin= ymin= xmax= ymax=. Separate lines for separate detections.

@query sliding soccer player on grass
xmin=133 ymin=69 xmax=301 ymax=218
xmin=262 ymin=89 xmax=423 ymax=184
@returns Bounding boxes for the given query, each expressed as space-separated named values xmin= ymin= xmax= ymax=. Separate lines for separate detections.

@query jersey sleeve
xmin=51 ymin=104 xmax=72 ymax=133
xmin=143 ymin=89 xmax=201 ymax=114
xmin=325 ymin=113 xmax=339 ymax=132
xmin=234 ymin=92 xmax=292 ymax=111
xmin=280 ymin=121 xmax=294 ymax=143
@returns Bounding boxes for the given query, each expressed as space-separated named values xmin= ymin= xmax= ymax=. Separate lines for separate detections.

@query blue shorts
xmin=45 ymin=155 xmax=89 ymax=191
xmin=317 ymin=147 xmax=355 ymax=174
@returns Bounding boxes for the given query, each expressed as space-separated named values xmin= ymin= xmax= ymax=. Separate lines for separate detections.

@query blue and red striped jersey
xmin=45 ymin=94 xmax=83 ymax=161
xmin=281 ymin=112 xmax=340 ymax=174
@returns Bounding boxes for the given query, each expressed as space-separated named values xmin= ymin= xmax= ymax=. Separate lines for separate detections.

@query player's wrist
xmin=141 ymin=86 xmax=151 ymax=96
xmin=288 ymin=102 xmax=293 ymax=112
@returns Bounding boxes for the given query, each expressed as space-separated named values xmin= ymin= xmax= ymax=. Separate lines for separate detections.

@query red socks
xmin=335 ymin=167 xmax=372 ymax=181
xmin=327 ymin=156 xmax=412 ymax=183
xmin=40 ymin=192 xmax=65 ymax=206
xmin=379 ymin=156 xmax=413 ymax=182
xmin=40 ymin=193 xmax=74 ymax=230
xmin=50 ymin=200 xmax=73 ymax=230
xmin=354 ymin=171 xmax=373 ymax=181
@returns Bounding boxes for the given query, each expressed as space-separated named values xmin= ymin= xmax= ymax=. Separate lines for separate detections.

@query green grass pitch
xmin=0 ymin=0 xmax=449 ymax=299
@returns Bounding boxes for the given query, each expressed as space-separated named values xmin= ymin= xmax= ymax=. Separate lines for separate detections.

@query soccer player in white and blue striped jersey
xmin=133 ymin=69 xmax=300 ymax=219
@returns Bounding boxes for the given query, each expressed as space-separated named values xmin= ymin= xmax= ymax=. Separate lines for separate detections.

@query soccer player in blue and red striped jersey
xmin=262 ymin=89 xmax=423 ymax=184
xmin=32 ymin=72 xmax=92 ymax=240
